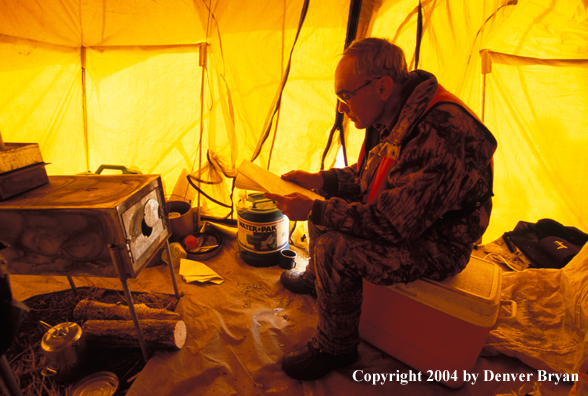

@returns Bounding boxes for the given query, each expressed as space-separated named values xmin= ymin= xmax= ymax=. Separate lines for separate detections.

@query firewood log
xmin=74 ymin=299 xmax=179 ymax=321
xmin=82 ymin=319 xmax=187 ymax=350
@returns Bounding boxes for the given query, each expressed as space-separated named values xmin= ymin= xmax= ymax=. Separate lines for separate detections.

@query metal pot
xmin=41 ymin=321 xmax=87 ymax=382
xmin=166 ymin=200 xmax=194 ymax=242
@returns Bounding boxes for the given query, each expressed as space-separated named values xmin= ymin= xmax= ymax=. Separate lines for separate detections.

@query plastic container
xmin=359 ymin=256 xmax=510 ymax=388
xmin=237 ymin=193 xmax=289 ymax=267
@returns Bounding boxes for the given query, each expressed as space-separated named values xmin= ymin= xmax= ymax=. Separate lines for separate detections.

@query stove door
xmin=121 ymin=186 xmax=169 ymax=276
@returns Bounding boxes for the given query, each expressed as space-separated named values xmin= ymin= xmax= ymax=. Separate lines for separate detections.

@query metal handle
xmin=252 ymin=199 xmax=274 ymax=209
xmin=498 ymin=300 xmax=518 ymax=323
xmin=95 ymin=164 xmax=141 ymax=175
xmin=39 ymin=321 xmax=53 ymax=332
xmin=41 ymin=366 xmax=58 ymax=377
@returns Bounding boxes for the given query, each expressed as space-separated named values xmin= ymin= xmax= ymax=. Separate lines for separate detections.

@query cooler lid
xmin=389 ymin=256 xmax=502 ymax=327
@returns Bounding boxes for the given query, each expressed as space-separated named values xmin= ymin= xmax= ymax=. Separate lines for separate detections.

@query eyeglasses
xmin=336 ymin=80 xmax=373 ymax=105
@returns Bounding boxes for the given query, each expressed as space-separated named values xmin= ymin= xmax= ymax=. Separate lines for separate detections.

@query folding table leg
xmin=163 ymin=240 xmax=181 ymax=298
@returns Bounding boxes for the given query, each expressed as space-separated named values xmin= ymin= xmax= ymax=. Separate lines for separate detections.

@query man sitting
xmin=265 ymin=37 xmax=497 ymax=381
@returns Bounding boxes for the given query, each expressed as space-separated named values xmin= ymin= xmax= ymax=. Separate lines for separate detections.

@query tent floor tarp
xmin=10 ymin=237 xmax=573 ymax=396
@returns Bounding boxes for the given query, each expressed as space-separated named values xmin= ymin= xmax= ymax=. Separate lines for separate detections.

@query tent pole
xmin=197 ymin=44 xmax=208 ymax=229
xmin=480 ymin=49 xmax=492 ymax=123
xmin=81 ymin=46 xmax=90 ymax=172
xmin=482 ymin=73 xmax=486 ymax=122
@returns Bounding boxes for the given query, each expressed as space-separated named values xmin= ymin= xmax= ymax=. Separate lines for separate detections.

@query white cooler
xmin=359 ymin=256 xmax=511 ymax=388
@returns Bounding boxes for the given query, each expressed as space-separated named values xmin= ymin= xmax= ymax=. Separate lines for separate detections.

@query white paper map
xmin=236 ymin=160 xmax=324 ymax=201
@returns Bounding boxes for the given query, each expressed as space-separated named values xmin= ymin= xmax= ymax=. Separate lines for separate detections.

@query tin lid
xmin=71 ymin=371 xmax=119 ymax=396
xmin=42 ymin=322 xmax=83 ymax=351
xmin=238 ymin=193 xmax=283 ymax=220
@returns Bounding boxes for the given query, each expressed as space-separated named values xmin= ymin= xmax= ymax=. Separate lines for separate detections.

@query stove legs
xmin=109 ymin=245 xmax=150 ymax=363
xmin=163 ymin=240 xmax=181 ymax=299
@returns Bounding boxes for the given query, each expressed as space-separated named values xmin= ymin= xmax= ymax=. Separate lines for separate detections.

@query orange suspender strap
xmin=426 ymin=84 xmax=483 ymax=123
xmin=366 ymin=156 xmax=395 ymax=203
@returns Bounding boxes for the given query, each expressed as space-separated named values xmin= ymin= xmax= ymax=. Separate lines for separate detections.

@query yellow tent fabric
xmin=1 ymin=0 xmax=587 ymax=243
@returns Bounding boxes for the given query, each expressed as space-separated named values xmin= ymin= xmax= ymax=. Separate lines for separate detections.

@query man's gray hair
xmin=342 ymin=37 xmax=410 ymax=83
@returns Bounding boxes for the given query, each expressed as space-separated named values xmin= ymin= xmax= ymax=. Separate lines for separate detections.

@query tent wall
xmin=1 ymin=0 xmax=587 ymax=243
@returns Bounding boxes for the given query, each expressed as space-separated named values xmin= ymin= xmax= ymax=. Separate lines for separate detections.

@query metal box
xmin=0 ymin=162 xmax=49 ymax=200
xmin=0 ymin=175 xmax=170 ymax=278
xmin=0 ymin=143 xmax=49 ymax=200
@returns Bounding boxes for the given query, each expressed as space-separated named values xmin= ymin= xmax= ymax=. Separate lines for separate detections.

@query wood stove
xmin=0 ymin=175 xmax=181 ymax=361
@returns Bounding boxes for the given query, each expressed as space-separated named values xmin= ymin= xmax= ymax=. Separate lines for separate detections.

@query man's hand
xmin=264 ymin=192 xmax=314 ymax=221
xmin=281 ymin=170 xmax=324 ymax=190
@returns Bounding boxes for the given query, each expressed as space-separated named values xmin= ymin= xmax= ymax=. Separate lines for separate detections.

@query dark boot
xmin=281 ymin=338 xmax=358 ymax=380
xmin=280 ymin=270 xmax=316 ymax=296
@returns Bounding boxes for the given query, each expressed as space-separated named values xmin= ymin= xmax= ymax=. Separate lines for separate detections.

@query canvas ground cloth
xmin=11 ymin=235 xmax=575 ymax=396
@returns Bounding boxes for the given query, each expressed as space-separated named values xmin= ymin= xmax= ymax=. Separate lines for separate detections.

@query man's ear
xmin=377 ymin=76 xmax=395 ymax=100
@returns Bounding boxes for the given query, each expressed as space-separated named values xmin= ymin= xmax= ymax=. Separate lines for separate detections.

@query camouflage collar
xmin=374 ymin=70 xmax=439 ymax=160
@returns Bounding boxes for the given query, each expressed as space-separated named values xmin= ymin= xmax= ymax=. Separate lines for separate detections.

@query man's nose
xmin=337 ymin=100 xmax=349 ymax=114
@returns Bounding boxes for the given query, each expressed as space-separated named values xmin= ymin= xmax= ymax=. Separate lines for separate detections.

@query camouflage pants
xmin=304 ymin=220 xmax=465 ymax=355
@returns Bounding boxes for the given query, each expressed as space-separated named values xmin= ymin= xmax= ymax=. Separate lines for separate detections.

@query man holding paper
xmin=264 ymin=37 xmax=497 ymax=381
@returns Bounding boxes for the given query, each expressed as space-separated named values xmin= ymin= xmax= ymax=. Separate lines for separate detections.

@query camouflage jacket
xmin=311 ymin=71 xmax=497 ymax=277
